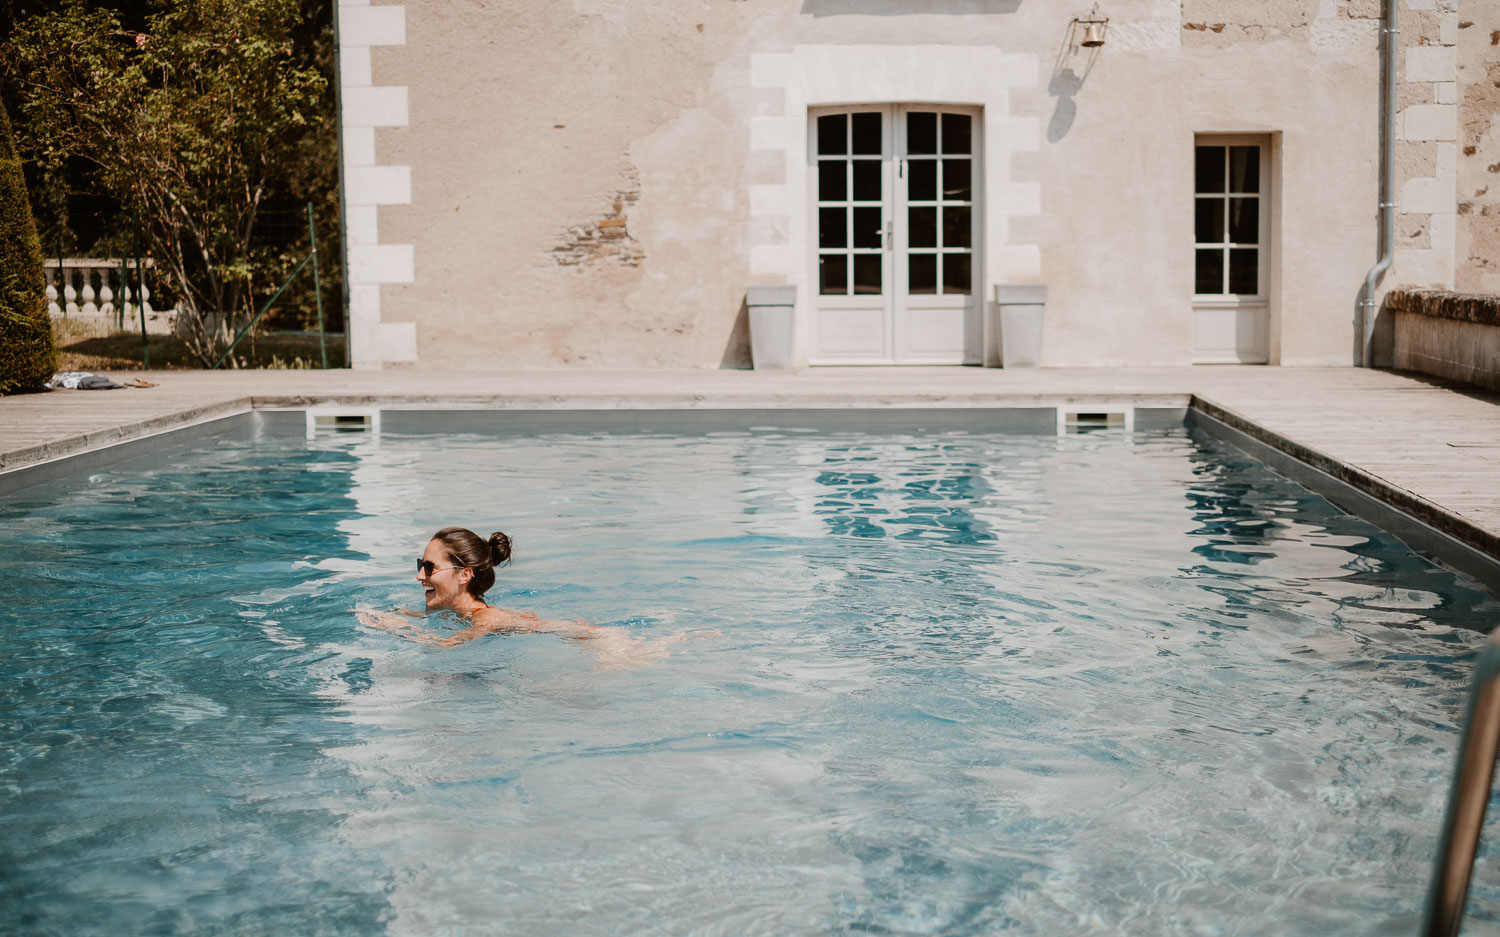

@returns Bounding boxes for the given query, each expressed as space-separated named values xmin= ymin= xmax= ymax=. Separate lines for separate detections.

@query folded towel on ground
xmin=48 ymin=372 xmax=124 ymax=390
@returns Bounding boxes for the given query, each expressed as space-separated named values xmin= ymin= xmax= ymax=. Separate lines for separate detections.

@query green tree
xmin=4 ymin=0 xmax=330 ymax=366
xmin=0 ymin=97 xmax=56 ymax=393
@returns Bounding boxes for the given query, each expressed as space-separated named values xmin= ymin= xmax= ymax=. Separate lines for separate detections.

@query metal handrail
xmin=1422 ymin=629 xmax=1500 ymax=937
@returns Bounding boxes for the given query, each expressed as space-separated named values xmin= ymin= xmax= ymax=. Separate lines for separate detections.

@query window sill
xmin=1193 ymin=296 xmax=1268 ymax=306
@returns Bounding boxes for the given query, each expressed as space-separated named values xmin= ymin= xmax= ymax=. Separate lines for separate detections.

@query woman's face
xmin=418 ymin=539 xmax=470 ymax=611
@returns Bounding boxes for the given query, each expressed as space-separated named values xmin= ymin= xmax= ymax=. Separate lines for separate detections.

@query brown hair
xmin=430 ymin=526 xmax=512 ymax=598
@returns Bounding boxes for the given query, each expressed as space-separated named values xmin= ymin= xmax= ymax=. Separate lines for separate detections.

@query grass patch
xmin=55 ymin=330 xmax=345 ymax=371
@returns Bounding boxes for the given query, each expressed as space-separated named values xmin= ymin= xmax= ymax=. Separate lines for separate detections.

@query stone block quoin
xmin=339 ymin=0 xmax=417 ymax=367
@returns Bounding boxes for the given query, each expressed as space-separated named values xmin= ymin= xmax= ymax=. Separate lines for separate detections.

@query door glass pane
xmin=851 ymin=112 xmax=881 ymax=156
xmin=820 ymin=254 xmax=847 ymax=295
xmin=1195 ymin=248 xmax=1224 ymax=294
xmin=814 ymin=108 xmax=982 ymax=321
xmin=852 ymin=207 xmax=882 ymax=249
xmin=941 ymin=160 xmax=971 ymax=201
xmin=1195 ymin=198 xmax=1225 ymax=244
xmin=852 ymin=160 xmax=881 ymax=202
xmin=940 ymin=113 xmax=971 ymax=155
xmin=942 ymin=253 xmax=971 ymax=294
xmin=907 ymin=112 xmax=936 ymax=155
xmin=1228 ymin=248 xmax=1259 ymax=294
xmin=908 ymin=206 xmax=937 ymax=249
xmin=853 ymin=254 xmax=882 ymax=294
xmin=819 ymin=207 xmax=847 ymax=249
xmin=1228 ymin=197 xmax=1259 ymax=244
xmin=818 ymin=115 xmax=846 ymax=156
xmin=908 ymin=160 xmax=937 ymax=202
xmin=908 ymin=254 xmax=937 ymax=294
xmin=1195 ymin=147 xmax=1225 ymax=194
xmin=1229 ymin=146 xmax=1260 ymax=193
xmin=818 ymin=160 xmax=846 ymax=202
xmin=942 ymin=206 xmax=971 ymax=249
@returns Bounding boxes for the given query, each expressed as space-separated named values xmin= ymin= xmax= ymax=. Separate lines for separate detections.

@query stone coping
xmin=1190 ymin=396 xmax=1500 ymax=576
xmin=1386 ymin=289 xmax=1500 ymax=327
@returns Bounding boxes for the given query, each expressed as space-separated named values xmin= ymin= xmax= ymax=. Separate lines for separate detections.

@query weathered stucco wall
xmin=1455 ymin=8 xmax=1500 ymax=293
xmin=349 ymin=0 xmax=1401 ymax=369
xmin=368 ymin=1 xmax=765 ymax=368
xmin=1032 ymin=0 xmax=1379 ymax=366
xmin=1390 ymin=0 xmax=1464 ymax=292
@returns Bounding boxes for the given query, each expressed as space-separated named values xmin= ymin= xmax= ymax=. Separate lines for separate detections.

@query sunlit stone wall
xmin=338 ymin=0 xmax=1488 ymax=370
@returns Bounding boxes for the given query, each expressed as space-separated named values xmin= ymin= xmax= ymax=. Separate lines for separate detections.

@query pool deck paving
xmin=1 ymin=365 xmax=1497 ymax=573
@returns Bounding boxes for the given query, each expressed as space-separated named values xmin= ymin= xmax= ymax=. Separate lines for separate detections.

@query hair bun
xmin=488 ymin=531 xmax=512 ymax=567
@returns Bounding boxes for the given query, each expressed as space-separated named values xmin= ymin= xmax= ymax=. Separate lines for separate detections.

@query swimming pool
xmin=2 ymin=413 xmax=1498 ymax=935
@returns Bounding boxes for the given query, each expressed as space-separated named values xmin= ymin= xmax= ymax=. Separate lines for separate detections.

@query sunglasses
xmin=417 ymin=559 xmax=466 ymax=576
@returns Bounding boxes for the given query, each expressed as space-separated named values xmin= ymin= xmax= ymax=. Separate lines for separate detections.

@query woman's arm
xmin=417 ymin=609 xmax=597 ymax=647
xmin=356 ymin=609 xmax=472 ymax=645
xmin=356 ymin=609 xmax=422 ymax=633
xmin=359 ymin=606 xmax=607 ymax=648
xmin=358 ymin=607 xmax=537 ymax=647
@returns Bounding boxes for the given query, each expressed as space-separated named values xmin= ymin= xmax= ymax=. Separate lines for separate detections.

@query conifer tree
xmin=0 ymin=98 xmax=55 ymax=394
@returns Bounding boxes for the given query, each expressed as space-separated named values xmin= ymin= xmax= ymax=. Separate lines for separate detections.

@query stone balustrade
xmin=44 ymin=259 xmax=178 ymax=336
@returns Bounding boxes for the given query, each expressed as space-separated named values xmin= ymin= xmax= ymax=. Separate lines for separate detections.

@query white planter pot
xmin=992 ymin=284 xmax=1047 ymax=369
xmin=747 ymin=285 xmax=796 ymax=371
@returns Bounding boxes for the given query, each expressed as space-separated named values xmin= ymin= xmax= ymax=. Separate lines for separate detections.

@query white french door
xmin=809 ymin=105 xmax=981 ymax=365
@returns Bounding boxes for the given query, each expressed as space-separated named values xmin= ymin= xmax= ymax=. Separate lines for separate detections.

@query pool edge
xmin=1188 ymin=398 xmax=1500 ymax=594
xmin=0 ymin=406 xmax=254 ymax=497
xmin=3 ymin=393 xmax=1496 ymax=593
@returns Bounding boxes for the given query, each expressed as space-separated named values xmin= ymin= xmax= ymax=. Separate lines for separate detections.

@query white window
xmin=1192 ymin=136 xmax=1271 ymax=364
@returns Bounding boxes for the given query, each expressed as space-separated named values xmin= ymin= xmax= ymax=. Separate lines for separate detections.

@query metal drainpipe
xmin=330 ymin=0 xmax=352 ymax=368
xmin=1360 ymin=0 xmax=1399 ymax=368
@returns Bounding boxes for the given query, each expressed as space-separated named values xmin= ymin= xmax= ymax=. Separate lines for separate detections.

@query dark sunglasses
xmin=417 ymin=559 xmax=466 ymax=576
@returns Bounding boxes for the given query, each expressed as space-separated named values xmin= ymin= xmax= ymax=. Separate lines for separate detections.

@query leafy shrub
xmin=0 ymin=99 xmax=55 ymax=393
xmin=5 ymin=0 xmax=333 ymax=366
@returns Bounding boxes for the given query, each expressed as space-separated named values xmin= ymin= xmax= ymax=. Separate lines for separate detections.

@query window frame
xmin=813 ymin=110 xmax=889 ymax=298
xmin=805 ymin=103 xmax=984 ymax=365
xmin=900 ymin=109 xmax=978 ymax=299
xmin=806 ymin=104 xmax=982 ymax=305
xmin=1192 ymin=136 xmax=1270 ymax=304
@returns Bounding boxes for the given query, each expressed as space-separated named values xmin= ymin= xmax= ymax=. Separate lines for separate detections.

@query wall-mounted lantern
xmin=1072 ymin=6 xmax=1109 ymax=48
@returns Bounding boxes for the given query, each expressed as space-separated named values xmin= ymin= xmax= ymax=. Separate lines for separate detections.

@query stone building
xmin=333 ymin=0 xmax=1497 ymax=371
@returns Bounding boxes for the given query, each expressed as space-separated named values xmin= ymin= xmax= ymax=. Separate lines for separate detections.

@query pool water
xmin=2 ymin=418 xmax=1498 ymax=936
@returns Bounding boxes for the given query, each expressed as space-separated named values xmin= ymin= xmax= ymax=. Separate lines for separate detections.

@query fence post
xmin=133 ymin=207 xmax=148 ymax=369
xmin=307 ymin=202 xmax=328 ymax=369
xmin=119 ymin=253 xmax=128 ymax=335
xmin=211 ymin=253 xmax=313 ymax=370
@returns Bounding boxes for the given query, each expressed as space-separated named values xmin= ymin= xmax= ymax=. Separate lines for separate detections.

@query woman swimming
xmin=356 ymin=526 xmax=673 ymax=662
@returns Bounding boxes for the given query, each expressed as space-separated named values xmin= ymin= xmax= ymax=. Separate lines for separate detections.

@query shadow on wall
xmin=801 ymin=0 xmax=1020 ymax=15
xmin=719 ymin=297 xmax=753 ymax=369
xmin=1047 ymin=69 xmax=1082 ymax=142
xmin=1047 ymin=17 xmax=1102 ymax=142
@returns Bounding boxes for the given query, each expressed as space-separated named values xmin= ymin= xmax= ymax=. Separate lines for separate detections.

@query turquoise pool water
xmin=2 ymin=418 xmax=1498 ymax=936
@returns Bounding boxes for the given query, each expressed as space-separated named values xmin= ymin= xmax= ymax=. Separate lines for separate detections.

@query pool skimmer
xmin=1057 ymin=406 xmax=1134 ymax=434
xmin=305 ymin=408 xmax=381 ymax=439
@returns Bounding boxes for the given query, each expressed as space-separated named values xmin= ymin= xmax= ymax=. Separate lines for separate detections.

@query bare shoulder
xmin=472 ymin=605 xmax=541 ymax=633
xmin=478 ymin=606 xmax=599 ymax=638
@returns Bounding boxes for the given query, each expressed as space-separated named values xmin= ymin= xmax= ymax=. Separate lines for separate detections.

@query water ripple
xmin=1 ymin=425 xmax=1497 ymax=935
